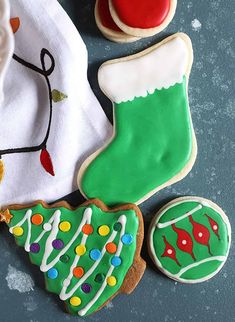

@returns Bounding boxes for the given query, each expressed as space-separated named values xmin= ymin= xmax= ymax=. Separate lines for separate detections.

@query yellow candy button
xmin=98 ymin=225 xmax=110 ymax=236
xmin=12 ymin=226 xmax=24 ymax=237
xmin=75 ymin=244 xmax=86 ymax=256
xmin=107 ymin=276 xmax=117 ymax=287
xmin=59 ymin=221 xmax=71 ymax=232
xmin=70 ymin=296 xmax=81 ymax=307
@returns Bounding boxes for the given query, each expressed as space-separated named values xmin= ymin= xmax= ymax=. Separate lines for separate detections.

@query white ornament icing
xmin=98 ymin=36 xmax=189 ymax=104
xmin=9 ymin=207 xmax=129 ymax=315
xmin=157 ymin=204 xmax=202 ymax=229
xmin=0 ymin=0 xmax=14 ymax=103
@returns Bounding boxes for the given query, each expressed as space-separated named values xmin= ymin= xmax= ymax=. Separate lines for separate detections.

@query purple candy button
xmin=81 ymin=283 xmax=92 ymax=294
xmin=52 ymin=239 xmax=64 ymax=250
xmin=30 ymin=243 xmax=40 ymax=253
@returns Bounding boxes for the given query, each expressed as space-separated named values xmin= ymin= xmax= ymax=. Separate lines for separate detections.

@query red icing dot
xmin=73 ymin=266 xmax=84 ymax=278
xmin=98 ymin=0 xmax=122 ymax=32
xmin=106 ymin=242 xmax=117 ymax=254
xmin=82 ymin=224 xmax=94 ymax=235
xmin=112 ymin=0 xmax=171 ymax=29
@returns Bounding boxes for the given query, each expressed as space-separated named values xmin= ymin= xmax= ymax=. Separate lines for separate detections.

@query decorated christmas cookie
xmin=78 ymin=33 xmax=197 ymax=206
xmin=109 ymin=0 xmax=177 ymax=37
xmin=95 ymin=0 xmax=140 ymax=43
xmin=1 ymin=199 xmax=145 ymax=316
xmin=148 ymin=197 xmax=231 ymax=283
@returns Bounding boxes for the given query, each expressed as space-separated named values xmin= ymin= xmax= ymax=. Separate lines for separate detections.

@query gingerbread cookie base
xmin=2 ymin=199 xmax=146 ymax=316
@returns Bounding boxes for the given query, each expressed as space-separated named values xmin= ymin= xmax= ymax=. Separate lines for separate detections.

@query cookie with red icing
xmin=148 ymin=196 xmax=231 ymax=283
xmin=109 ymin=0 xmax=177 ymax=37
xmin=95 ymin=0 xmax=140 ymax=43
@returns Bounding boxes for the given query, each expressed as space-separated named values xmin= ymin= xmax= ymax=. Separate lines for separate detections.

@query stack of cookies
xmin=95 ymin=0 xmax=177 ymax=42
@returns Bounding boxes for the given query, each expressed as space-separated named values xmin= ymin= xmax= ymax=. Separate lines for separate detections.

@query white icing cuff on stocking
xmin=0 ymin=0 xmax=14 ymax=104
xmin=98 ymin=36 xmax=189 ymax=104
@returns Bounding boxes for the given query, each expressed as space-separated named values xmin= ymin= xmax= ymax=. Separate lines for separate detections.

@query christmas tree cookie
xmin=1 ymin=199 xmax=145 ymax=316
xmin=78 ymin=33 xmax=197 ymax=205
xmin=109 ymin=0 xmax=177 ymax=37
xmin=148 ymin=197 xmax=231 ymax=283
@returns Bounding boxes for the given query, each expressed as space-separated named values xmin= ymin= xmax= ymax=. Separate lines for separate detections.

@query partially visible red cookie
xmin=109 ymin=0 xmax=177 ymax=37
xmin=95 ymin=0 xmax=140 ymax=43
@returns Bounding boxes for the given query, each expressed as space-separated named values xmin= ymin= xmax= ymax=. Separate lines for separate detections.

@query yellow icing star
xmin=0 ymin=209 xmax=13 ymax=224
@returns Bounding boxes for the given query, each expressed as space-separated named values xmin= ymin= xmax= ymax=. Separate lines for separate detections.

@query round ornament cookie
xmin=148 ymin=197 xmax=231 ymax=283
xmin=95 ymin=0 xmax=140 ymax=43
xmin=109 ymin=0 xmax=177 ymax=37
xmin=1 ymin=199 xmax=146 ymax=316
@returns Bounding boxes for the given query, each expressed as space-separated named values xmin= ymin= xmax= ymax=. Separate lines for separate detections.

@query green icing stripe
xmin=81 ymin=78 xmax=193 ymax=205
xmin=151 ymin=200 xmax=230 ymax=282
xmin=8 ymin=204 xmax=139 ymax=316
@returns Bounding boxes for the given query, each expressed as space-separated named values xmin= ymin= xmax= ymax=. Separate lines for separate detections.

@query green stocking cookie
xmin=78 ymin=33 xmax=197 ymax=206
xmin=1 ymin=199 xmax=145 ymax=316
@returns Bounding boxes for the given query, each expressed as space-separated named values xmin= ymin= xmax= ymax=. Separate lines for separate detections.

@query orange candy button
xmin=82 ymin=224 xmax=94 ymax=235
xmin=31 ymin=214 xmax=44 ymax=225
xmin=73 ymin=266 xmax=84 ymax=278
xmin=106 ymin=242 xmax=117 ymax=254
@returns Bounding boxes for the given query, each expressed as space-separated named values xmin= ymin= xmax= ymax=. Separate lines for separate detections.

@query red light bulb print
xmin=205 ymin=214 xmax=220 ymax=240
xmin=172 ymin=224 xmax=196 ymax=261
xmin=161 ymin=236 xmax=181 ymax=267
xmin=189 ymin=215 xmax=212 ymax=255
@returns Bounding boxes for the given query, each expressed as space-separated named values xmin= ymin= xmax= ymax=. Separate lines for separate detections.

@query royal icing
xmin=111 ymin=0 xmax=171 ymax=29
xmin=79 ymin=35 xmax=195 ymax=206
xmin=148 ymin=197 xmax=231 ymax=283
xmin=7 ymin=202 xmax=140 ymax=316
xmin=98 ymin=0 xmax=122 ymax=32
xmin=98 ymin=37 xmax=188 ymax=103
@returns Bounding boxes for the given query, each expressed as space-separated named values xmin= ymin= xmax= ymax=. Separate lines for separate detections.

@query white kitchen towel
xmin=0 ymin=0 xmax=112 ymax=207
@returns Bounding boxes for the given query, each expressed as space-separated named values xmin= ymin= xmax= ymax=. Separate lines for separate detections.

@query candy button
xmin=52 ymin=239 xmax=64 ymax=250
xmin=90 ymin=249 xmax=101 ymax=261
xmin=95 ymin=273 xmax=105 ymax=283
xmin=30 ymin=243 xmax=40 ymax=253
xmin=111 ymin=256 xmax=122 ymax=267
xmin=75 ymin=245 xmax=86 ymax=256
xmin=106 ymin=242 xmax=117 ymax=254
xmin=121 ymin=234 xmax=133 ymax=245
xmin=43 ymin=223 xmax=52 ymax=232
xmin=70 ymin=296 xmax=81 ymax=307
xmin=60 ymin=254 xmax=70 ymax=263
xmin=98 ymin=225 xmax=110 ymax=236
xmin=47 ymin=268 xmax=58 ymax=279
xmin=81 ymin=283 xmax=92 ymax=294
xmin=12 ymin=226 xmax=24 ymax=237
xmin=73 ymin=266 xmax=84 ymax=278
xmin=31 ymin=214 xmax=44 ymax=225
xmin=82 ymin=224 xmax=94 ymax=235
xmin=107 ymin=276 xmax=117 ymax=286
xmin=59 ymin=221 xmax=71 ymax=232
xmin=113 ymin=222 xmax=122 ymax=232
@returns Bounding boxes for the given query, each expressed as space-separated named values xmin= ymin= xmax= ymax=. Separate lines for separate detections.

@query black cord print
xmin=0 ymin=48 xmax=66 ymax=181
xmin=0 ymin=49 xmax=54 ymax=156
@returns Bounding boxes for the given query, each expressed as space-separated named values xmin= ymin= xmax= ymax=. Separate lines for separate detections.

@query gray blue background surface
xmin=0 ymin=1 xmax=234 ymax=321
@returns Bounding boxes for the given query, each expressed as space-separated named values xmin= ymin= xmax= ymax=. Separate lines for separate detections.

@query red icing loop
xmin=172 ymin=224 xmax=196 ymax=261
xmin=112 ymin=0 xmax=171 ymax=29
xmin=161 ymin=236 xmax=181 ymax=267
xmin=189 ymin=216 xmax=212 ymax=255
xmin=205 ymin=214 xmax=220 ymax=240
xmin=98 ymin=0 xmax=122 ymax=32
